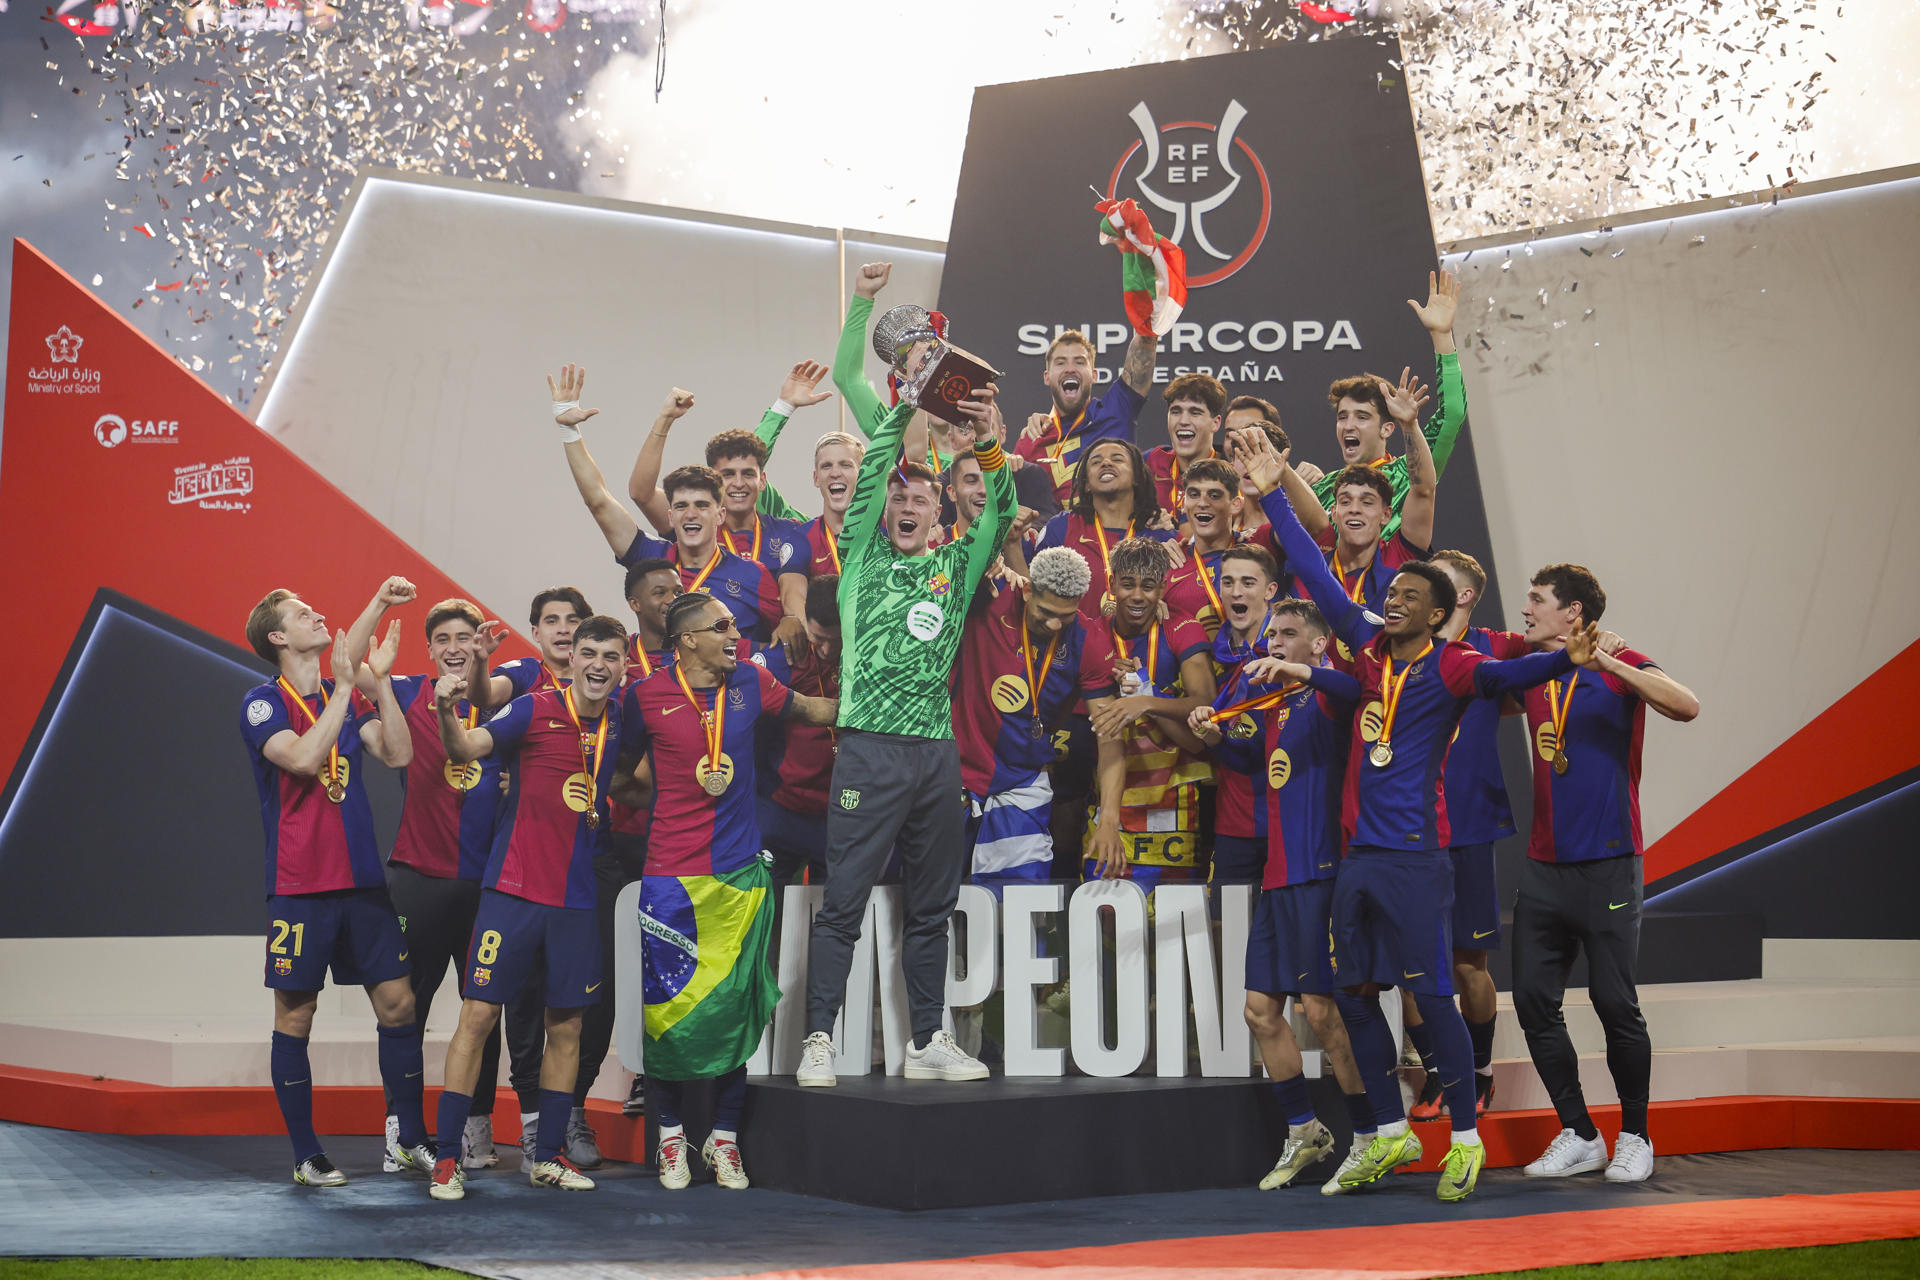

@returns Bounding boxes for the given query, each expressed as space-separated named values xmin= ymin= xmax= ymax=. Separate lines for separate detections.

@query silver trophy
xmin=871 ymin=303 xmax=999 ymax=425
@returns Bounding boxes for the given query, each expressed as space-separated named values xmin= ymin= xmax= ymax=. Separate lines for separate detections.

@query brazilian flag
xmin=637 ymin=858 xmax=780 ymax=1082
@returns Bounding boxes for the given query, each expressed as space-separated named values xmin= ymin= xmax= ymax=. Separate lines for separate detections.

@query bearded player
xmin=797 ymin=391 xmax=1015 ymax=1088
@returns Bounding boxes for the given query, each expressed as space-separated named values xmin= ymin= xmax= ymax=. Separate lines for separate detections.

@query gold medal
xmin=443 ymin=759 xmax=481 ymax=791
xmin=325 ymin=779 xmax=347 ymax=803
xmin=698 ymin=752 xmax=735 ymax=797
xmin=557 ymin=687 xmax=609 ymax=832
xmin=1229 ymin=714 xmax=1258 ymax=740
xmin=1368 ymin=741 xmax=1394 ymax=768
xmin=1367 ymin=641 xmax=1430 ymax=772
xmin=1543 ymin=673 xmax=1580 ymax=781
xmin=1552 ymin=748 xmax=1571 ymax=776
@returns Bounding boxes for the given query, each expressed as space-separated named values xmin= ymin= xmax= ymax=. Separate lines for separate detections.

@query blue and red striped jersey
xmin=1034 ymin=513 xmax=1176 ymax=618
xmin=386 ymin=675 xmax=494 ymax=881
xmin=240 ymin=679 xmax=384 ymax=897
xmin=716 ymin=512 xmax=813 ymax=583
xmin=1522 ymin=649 xmax=1656 ymax=864
xmin=1209 ymin=674 xmax=1356 ymax=888
xmin=756 ymin=641 xmax=839 ymax=816
xmin=618 ymin=535 xmax=783 ymax=643
xmin=953 ymin=587 xmax=1118 ymax=798
xmin=621 ymin=661 xmax=793 ymax=877
xmin=1012 ymin=378 xmax=1147 ymax=504
xmin=480 ymin=687 xmax=622 ymax=908
xmin=1442 ymin=627 xmax=1527 ymax=847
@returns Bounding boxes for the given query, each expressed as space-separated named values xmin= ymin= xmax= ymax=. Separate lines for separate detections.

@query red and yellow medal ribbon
xmin=1190 ymin=546 xmax=1225 ymax=622
xmin=1091 ymin=517 xmax=1137 ymax=575
xmin=1139 ymin=622 xmax=1162 ymax=692
xmin=1020 ymin=612 xmax=1061 ymax=723
xmin=1209 ymin=680 xmax=1303 ymax=724
xmin=682 ymin=545 xmax=723 ymax=595
xmin=1545 ymin=671 xmax=1580 ymax=754
xmin=1374 ymin=640 xmax=1432 ymax=752
xmin=822 ymin=519 xmax=842 ymax=575
xmin=1331 ymin=547 xmax=1368 ymax=605
xmin=276 ymin=675 xmax=344 ymax=792
xmin=559 ymin=684 xmax=609 ymax=810
xmin=1169 ymin=457 xmax=1183 ymax=518
xmin=1046 ymin=405 xmax=1088 ymax=469
xmin=721 ymin=515 xmax=762 ymax=564
xmin=673 ymin=664 xmax=727 ymax=789
xmin=629 ymin=637 xmax=654 ymax=680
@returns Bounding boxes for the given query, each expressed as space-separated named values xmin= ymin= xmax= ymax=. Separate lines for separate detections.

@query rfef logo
xmin=1106 ymin=99 xmax=1270 ymax=288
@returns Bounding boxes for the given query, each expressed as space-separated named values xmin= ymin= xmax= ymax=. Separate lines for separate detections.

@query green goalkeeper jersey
xmin=836 ymin=400 xmax=1014 ymax=738
xmin=1309 ymin=350 xmax=1466 ymax=540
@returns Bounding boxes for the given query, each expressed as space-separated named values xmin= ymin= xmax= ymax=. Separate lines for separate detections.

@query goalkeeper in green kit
xmin=797 ymin=294 xmax=1016 ymax=1087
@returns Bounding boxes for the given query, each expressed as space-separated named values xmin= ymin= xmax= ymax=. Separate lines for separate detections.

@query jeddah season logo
xmin=1105 ymin=98 xmax=1271 ymax=287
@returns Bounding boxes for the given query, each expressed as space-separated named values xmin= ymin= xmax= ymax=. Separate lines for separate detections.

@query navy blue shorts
xmin=1210 ymin=833 xmax=1266 ymax=888
xmin=759 ymin=796 xmax=828 ymax=884
xmin=465 ymin=888 xmax=601 ymax=1010
xmin=263 ymin=888 xmax=409 ymax=992
xmin=1329 ymin=847 xmax=1455 ymax=997
xmin=1246 ymin=878 xmax=1337 ymax=997
xmin=1449 ymin=842 xmax=1501 ymax=949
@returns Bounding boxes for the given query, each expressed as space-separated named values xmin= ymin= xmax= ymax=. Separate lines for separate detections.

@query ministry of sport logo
xmin=1104 ymin=98 xmax=1270 ymax=288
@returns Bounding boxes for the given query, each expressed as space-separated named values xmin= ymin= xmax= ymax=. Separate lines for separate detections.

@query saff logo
xmin=1106 ymin=99 xmax=1270 ymax=288
xmin=94 ymin=413 xmax=127 ymax=448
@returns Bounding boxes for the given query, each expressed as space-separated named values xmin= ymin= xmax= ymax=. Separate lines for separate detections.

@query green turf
xmin=1454 ymin=1236 xmax=1920 ymax=1279
xmin=0 ymin=1264 xmax=468 ymax=1279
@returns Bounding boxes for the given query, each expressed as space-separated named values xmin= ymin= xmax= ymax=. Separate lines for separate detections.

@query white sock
xmin=1380 ymin=1119 xmax=1410 ymax=1138
xmin=710 ymin=1128 xmax=738 ymax=1144
xmin=1453 ymin=1127 xmax=1480 ymax=1147
xmin=1476 ymin=1065 xmax=1494 ymax=1077
xmin=519 ymin=1110 xmax=538 ymax=1130
xmin=659 ymin=1123 xmax=685 ymax=1143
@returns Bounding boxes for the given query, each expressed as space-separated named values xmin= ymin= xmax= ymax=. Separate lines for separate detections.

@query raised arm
xmin=260 ymin=631 xmax=358 ymax=777
xmin=345 ymin=576 xmax=416 ymax=694
xmin=624 ymin=386 xmax=698 ymax=536
xmin=1381 ymin=368 xmax=1437 ymax=552
xmin=1233 ymin=428 xmax=1377 ymax=651
xmin=841 ymin=399 xmax=915 ymax=552
xmin=1406 ymin=269 xmax=1466 ymax=477
xmin=358 ymin=620 xmax=414 ymax=769
xmin=950 ymin=394 xmax=1017 ymax=593
xmin=547 ymin=363 xmax=643 ymax=557
xmin=464 ymin=619 xmax=519 ymax=715
xmin=1119 ymin=330 xmax=1158 ymax=397
xmin=755 ymin=360 xmax=833 ymax=519
xmin=1585 ymin=650 xmax=1701 ymax=722
xmin=832 ymin=265 xmax=892 ymax=436
xmin=1463 ymin=625 xmax=1594 ymax=699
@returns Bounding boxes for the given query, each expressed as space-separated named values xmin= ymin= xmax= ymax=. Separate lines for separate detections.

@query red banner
xmin=0 ymin=238 xmax=531 ymax=783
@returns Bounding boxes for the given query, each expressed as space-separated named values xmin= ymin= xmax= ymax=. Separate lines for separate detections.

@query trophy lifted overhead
xmin=873 ymin=302 xmax=1001 ymax=427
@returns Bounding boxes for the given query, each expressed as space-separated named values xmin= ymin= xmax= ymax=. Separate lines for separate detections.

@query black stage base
xmin=743 ymin=1072 xmax=1349 ymax=1210
xmin=1486 ymin=907 xmax=1762 ymax=988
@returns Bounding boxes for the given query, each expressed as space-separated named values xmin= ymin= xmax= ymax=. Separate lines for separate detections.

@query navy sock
xmin=1412 ymin=992 xmax=1479 ymax=1134
xmin=1404 ymin=1016 xmax=1438 ymax=1072
xmin=1343 ymin=1090 xmax=1376 ymax=1137
xmin=1468 ymin=1012 xmax=1496 ymax=1074
xmin=1334 ymin=991 xmax=1404 ymax=1125
xmin=376 ymin=1021 xmax=426 ymax=1147
xmin=1271 ymin=1073 xmax=1315 ymax=1128
xmin=713 ymin=1066 xmax=749 ymax=1132
xmin=653 ymin=1076 xmax=685 ymax=1129
xmin=270 ymin=1031 xmax=321 ymax=1165
xmin=436 ymin=1089 xmax=472 ymax=1158
xmin=535 ymin=1087 xmax=572 ymax=1163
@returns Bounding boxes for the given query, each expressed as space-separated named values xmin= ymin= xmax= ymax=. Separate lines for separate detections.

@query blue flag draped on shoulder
xmin=637 ymin=858 xmax=780 ymax=1081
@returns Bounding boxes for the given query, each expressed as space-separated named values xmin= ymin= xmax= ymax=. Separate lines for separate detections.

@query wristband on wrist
xmin=771 ymin=398 xmax=795 ymax=418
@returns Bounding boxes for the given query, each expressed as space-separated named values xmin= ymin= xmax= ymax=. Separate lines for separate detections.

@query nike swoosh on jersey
xmin=585 ymin=981 xmax=603 ymax=993
xmin=548 ymin=720 xmax=566 ymax=729
xmin=1473 ymin=930 xmax=1495 ymax=940
xmin=1608 ymin=901 xmax=1629 ymax=910
xmin=1403 ymin=970 xmax=1425 ymax=979
xmin=659 ymin=704 xmax=683 ymax=716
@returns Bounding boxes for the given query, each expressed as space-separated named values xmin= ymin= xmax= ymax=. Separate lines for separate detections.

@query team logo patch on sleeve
xmin=839 ymin=788 xmax=861 ymax=810
xmin=247 ymin=699 xmax=273 ymax=726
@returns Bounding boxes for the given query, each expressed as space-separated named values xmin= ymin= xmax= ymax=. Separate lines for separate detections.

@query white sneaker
xmin=658 ymin=1133 xmax=691 ymax=1190
xmin=1524 ymin=1127 xmax=1609 ymax=1178
xmin=796 ymin=1031 xmax=837 ymax=1088
xmin=1319 ymin=1141 xmax=1372 ymax=1196
xmin=1259 ymin=1121 xmax=1335 ymax=1189
xmin=381 ymin=1114 xmax=402 ymax=1173
xmin=462 ymin=1115 xmax=498 ymax=1170
xmin=1605 ymin=1131 xmax=1654 ymax=1183
xmin=902 ymin=1029 xmax=989 ymax=1081
xmin=702 ymin=1135 xmax=749 ymax=1190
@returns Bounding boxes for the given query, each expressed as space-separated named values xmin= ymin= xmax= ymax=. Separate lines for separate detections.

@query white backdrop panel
xmin=256 ymin=175 xmax=940 ymax=632
xmin=1445 ymin=175 xmax=1920 ymax=844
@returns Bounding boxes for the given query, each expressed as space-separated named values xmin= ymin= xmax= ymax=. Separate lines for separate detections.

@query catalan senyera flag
xmin=637 ymin=858 xmax=781 ymax=1082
